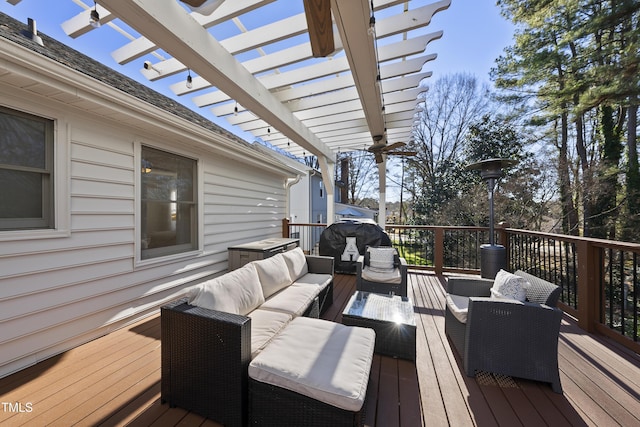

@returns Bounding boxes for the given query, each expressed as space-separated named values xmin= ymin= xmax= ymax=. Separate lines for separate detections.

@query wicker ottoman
xmin=248 ymin=317 xmax=376 ymax=427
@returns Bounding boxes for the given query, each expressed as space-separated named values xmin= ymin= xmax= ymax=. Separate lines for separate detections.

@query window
xmin=141 ymin=146 xmax=198 ymax=260
xmin=0 ymin=106 xmax=54 ymax=230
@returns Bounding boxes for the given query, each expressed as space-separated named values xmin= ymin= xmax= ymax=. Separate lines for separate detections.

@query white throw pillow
xmin=491 ymin=269 xmax=528 ymax=302
xmin=253 ymin=253 xmax=293 ymax=298
xmin=281 ymin=247 xmax=309 ymax=281
xmin=367 ymin=247 xmax=396 ymax=272
xmin=188 ymin=263 xmax=265 ymax=316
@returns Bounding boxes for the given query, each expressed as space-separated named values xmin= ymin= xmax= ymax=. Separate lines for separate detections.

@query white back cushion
xmin=253 ymin=253 xmax=293 ymax=299
xmin=368 ymin=247 xmax=396 ymax=271
xmin=491 ymin=269 xmax=528 ymax=302
xmin=188 ymin=263 xmax=265 ymax=316
xmin=282 ymin=247 xmax=308 ymax=281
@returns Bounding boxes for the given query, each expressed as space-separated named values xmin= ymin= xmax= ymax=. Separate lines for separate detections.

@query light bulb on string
xmin=90 ymin=1 xmax=100 ymax=28
xmin=186 ymin=69 xmax=193 ymax=89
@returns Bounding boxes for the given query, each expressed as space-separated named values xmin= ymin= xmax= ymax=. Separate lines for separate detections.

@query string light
xmin=90 ymin=1 xmax=100 ymax=28
xmin=367 ymin=0 xmax=375 ymax=36
xmin=368 ymin=0 xmax=387 ymax=138
xmin=186 ymin=69 xmax=193 ymax=89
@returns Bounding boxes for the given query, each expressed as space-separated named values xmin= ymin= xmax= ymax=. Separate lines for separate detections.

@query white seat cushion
xmin=253 ymin=253 xmax=293 ymax=299
xmin=188 ymin=263 xmax=265 ymax=316
xmin=249 ymin=317 xmax=375 ymax=412
xmin=361 ymin=266 xmax=402 ymax=284
xmin=281 ymin=247 xmax=309 ymax=281
xmin=247 ymin=308 xmax=292 ymax=358
xmin=292 ymin=272 xmax=332 ymax=289
xmin=445 ymin=293 xmax=470 ymax=323
xmin=260 ymin=282 xmax=320 ymax=317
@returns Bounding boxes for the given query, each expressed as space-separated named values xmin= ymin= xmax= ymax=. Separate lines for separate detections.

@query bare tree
xmin=339 ymin=150 xmax=378 ymax=205
xmin=407 ymin=73 xmax=491 ymax=223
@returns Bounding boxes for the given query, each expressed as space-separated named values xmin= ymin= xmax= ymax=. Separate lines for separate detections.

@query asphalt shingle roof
xmin=0 ymin=12 xmax=251 ymax=148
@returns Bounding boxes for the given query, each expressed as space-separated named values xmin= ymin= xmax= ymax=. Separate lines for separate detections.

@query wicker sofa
xmin=161 ymin=247 xmax=334 ymax=427
xmin=444 ymin=269 xmax=563 ymax=393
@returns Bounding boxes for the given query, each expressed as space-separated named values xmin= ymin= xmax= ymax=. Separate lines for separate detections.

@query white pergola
xmin=37 ymin=0 xmax=451 ymax=226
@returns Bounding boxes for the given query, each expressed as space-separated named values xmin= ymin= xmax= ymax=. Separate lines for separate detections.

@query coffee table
xmin=341 ymin=291 xmax=416 ymax=361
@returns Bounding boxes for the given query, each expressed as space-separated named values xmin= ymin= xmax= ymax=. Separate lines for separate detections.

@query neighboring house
xmin=252 ymin=144 xmax=329 ymax=253
xmin=0 ymin=14 xmax=300 ymax=378
xmin=252 ymin=143 xmax=328 ymax=226
xmin=293 ymin=170 xmax=327 ymax=224
xmin=335 ymin=203 xmax=377 ymax=223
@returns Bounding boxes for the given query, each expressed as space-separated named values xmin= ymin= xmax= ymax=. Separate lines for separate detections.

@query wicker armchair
xmin=356 ymin=246 xmax=408 ymax=297
xmin=444 ymin=270 xmax=563 ymax=393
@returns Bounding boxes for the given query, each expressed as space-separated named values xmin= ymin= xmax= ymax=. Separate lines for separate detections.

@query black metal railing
xmin=283 ymin=220 xmax=640 ymax=352
xmin=508 ymin=233 xmax=579 ymax=310
xmin=286 ymin=222 xmax=326 ymax=254
xmin=599 ymin=245 xmax=639 ymax=343
xmin=385 ymin=226 xmax=435 ymax=267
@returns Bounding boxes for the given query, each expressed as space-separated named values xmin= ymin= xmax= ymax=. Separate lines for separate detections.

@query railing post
xmin=576 ymin=239 xmax=600 ymax=333
xmin=435 ymin=227 xmax=444 ymax=275
xmin=282 ymin=218 xmax=290 ymax=238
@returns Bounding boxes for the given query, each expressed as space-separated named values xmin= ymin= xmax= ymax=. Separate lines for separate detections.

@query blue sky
xmin=0 ymin=1 xmax=514 ymax=200
xmin=428 ymin=1 xmax=514 ymax=82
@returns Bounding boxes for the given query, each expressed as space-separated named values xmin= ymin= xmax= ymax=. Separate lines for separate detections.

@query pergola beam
xmin=331 ymin=0 xmax=384 ymax=142
xmin=99 ymin=0 xmax=335 ymax=160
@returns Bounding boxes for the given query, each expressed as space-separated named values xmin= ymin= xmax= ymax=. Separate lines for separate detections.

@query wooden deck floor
xmin=1 ymin=272 xmax=639 ymax=426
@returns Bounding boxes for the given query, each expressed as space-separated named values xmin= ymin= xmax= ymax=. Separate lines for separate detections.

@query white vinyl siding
xmin=0 ymin=96 xmax=290 ymax=379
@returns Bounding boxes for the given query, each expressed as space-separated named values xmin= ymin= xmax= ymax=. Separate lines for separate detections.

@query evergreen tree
xmin=494 ymin=0 xmax=639 ymax=241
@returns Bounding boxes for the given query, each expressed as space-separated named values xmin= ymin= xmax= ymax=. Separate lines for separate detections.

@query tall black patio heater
xmin=466 ymin=158 xmax=517 ymax=279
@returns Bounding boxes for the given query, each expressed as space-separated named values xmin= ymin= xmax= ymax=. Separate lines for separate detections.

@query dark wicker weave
xmin=161 ymin=254 xmax=334 ymax=425
xmin=444 ymin=270 xmax=563 ymax=393
xmin=248 ymin=378 xmax=366 ymax=427
xmin=302 ymin=296 xmax=320 ymax=318
xmin=161 ymin=298 xmax=251 ymax=427
xmin=343 ymin=314 xmax=416 ymax=361
xmin=306 ymin=255 xmax=335 ymax=314
xmin=342 ymin=292 xmax=416 ymax=361
xmin=355 ymin=252 xmax=408 ymax=297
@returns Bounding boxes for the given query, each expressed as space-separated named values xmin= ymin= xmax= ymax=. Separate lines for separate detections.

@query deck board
xmin=1 ymin=272 xmax=639 ymax=426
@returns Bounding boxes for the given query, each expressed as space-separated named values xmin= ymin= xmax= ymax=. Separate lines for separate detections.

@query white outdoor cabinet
xmin=227 ymin=238 xmax=299 ymax=270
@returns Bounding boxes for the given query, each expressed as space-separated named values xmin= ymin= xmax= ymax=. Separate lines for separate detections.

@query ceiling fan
xmin=367 ymin=136 xmax=417 ymax=164
xmin=180 ymin=0 xmax=225 ymax=15
xmin=181 ymin=0 xmax=335 ymax=58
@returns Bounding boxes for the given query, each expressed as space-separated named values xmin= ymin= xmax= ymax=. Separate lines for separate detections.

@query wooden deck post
xmin=282 ymin=218 xmax=290 ymax=238
xmin=576 ymin=239 xmax=600 ymax=333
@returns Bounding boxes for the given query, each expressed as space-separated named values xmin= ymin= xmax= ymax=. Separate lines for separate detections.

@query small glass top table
xmin=342 ymin=291 xmax=416 ymax=361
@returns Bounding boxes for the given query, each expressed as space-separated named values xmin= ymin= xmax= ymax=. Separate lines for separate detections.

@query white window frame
xmin=0 ymin=102 xmax=70 ymax=241
xmin=135 ymin=141 xmax=203 ymax=265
